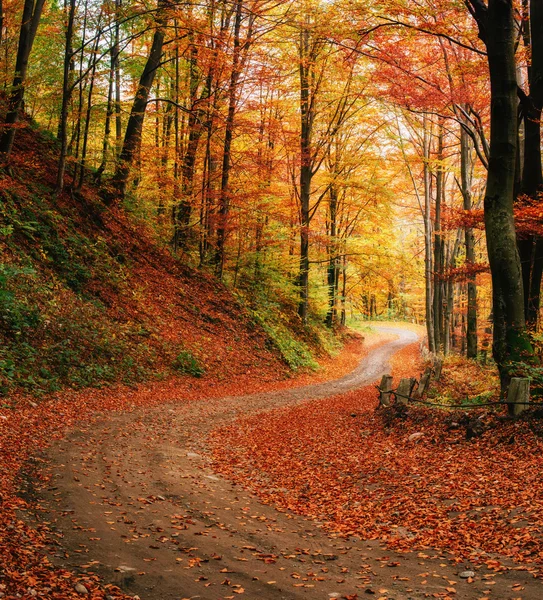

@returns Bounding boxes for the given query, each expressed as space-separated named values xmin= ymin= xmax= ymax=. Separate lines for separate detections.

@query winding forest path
xmin=33 ymin=327 xmax=541 ymax=600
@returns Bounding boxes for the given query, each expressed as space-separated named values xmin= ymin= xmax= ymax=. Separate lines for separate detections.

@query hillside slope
xmin=0 ymin=118 xmax=296 ymax=397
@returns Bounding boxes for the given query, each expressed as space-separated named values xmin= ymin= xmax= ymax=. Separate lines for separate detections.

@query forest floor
xmin=5 ymin=325 xmax=543 ymax=600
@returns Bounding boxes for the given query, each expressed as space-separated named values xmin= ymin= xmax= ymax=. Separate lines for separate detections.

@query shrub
xmin=173 ymin=350 xmax=205 ymax=377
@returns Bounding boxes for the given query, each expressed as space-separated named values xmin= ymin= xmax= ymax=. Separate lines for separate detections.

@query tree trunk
xmin=76 ymin=20 xmax=102 ymax=189
xmin=423 ymin=116 xmax=435 ymax=352
xmin=325 ymin=183 xmax=339 ymax=327
xmin=114 ymin=0 xmax=168 ymax=199
xmin=96 ymin=44 xmax=115 ymax=182
xmin=297 ymin=23 xmax=312 ymax=324
xmin=469 ymin=0 xmax=534 ymax=391
xmin=433 ymin=125 xmax=444 ymax=352
xmin=56 ymin=0 xmax=76 ymax=192
xmin=113 ymin=0 xmax=122 ymax=154
xmin=0 ymin=0 xmax=46 ymax=164
xmin=460 ymin=123 xmax=478 ymax=358
xmin=173 ymin=28 xmax=204 ymax=250
xmin=517 ymin=0 xmax=543 ymax=328
xmin=216 ymin=0 xmax=244 ymax=278
xmin=112 ymin=0 xmax=169 ymax=200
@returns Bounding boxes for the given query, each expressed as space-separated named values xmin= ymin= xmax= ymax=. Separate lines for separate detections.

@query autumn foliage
xmin=211 ymin=344 xmax=543 ymax=576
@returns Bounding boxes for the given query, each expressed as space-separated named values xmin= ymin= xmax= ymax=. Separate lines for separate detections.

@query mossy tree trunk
xmin=468 ymin=0 xmax=535 ymax=394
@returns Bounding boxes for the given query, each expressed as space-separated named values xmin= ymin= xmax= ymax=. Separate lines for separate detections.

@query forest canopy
xmin=1 ymin=0 xmax=542 ymax=392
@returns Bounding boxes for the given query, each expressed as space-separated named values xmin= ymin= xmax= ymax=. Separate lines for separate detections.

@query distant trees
xmin=2 ymin=0 xmax=542 ymax=380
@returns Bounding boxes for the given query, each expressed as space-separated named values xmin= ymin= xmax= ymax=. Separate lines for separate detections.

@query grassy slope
xmin=0 ymin=118 xmax=297 ymax=398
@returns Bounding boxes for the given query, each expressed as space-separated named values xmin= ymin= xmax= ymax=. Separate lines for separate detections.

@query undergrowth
xmin=0 ymin=153 xmax=333 ymax=399
xmin=427 ymin=354 xmax=499 ymax=407
xmin=0 ymin=118 xmax=341 ymax=398
xmin=234 ymin=279 xmax=340 ymax=372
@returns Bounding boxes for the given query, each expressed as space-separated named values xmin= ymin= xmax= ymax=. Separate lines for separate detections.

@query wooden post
xmin=412 ymin=367 xmax=432 ymax=399
xmin=379 ymin=374 xmax=393 ymax=407
xmin=507 ymin=377 xmax=530 ymax=416
xmin=433 ymin=358 xmax=443 ymax=380
xmin=396 ymin=378 xmax=416 ymax=404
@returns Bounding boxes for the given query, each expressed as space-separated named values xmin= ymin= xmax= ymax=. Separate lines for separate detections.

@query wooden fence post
xmin=412 ymin=367 xmax=432 ymax=399
xmin=396 ymin=378 xmax=416 ymax=404
xmin=433 ymin=358 xmax=443 ymax=380
xmin=379 ymin=374 xmax=393 ymax=407
xmin=507 ymin=378 xmax=530 ymax=416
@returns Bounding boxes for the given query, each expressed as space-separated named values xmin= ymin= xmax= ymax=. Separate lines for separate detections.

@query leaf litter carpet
xmin=210 ymin=344 xmax=543 ymax=593
xmin=2 ymin=329 xmax=543 ymax=599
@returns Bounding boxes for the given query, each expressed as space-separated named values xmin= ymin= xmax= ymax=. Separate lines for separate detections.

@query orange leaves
xmin=0 ymin=331 xmax=368 ymax=598
xmin=210 ymin=360 xmax=543 ymax=575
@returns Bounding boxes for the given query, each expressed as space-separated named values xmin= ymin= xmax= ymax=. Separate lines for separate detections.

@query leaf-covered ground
xmin=0 ymin=332 xmax=374 ymax=599
xmin=210 ymin=344 xmax=543 ymax=579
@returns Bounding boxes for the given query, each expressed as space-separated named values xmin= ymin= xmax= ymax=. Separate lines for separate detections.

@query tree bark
xmin=56 ymin=0 xmax=76 ymax=192
xmin=96 ymin=43 xmax=115 ymax=181
xmin=112 ymin=0 xmax=169 ymax=200
xmin=113 ymin=0 xmax=122 ymax=154
xmin=172 ymin=33 xmax=203 ymax=249
xmin=433 ymin=125 xmax=444 ymax=352
xmin=460 ymin=123 xmax=478 ymax=358
xmin=468 ymin=0 xmax=534 ymax=391
xmin=422 ymin=116 xmax=435 ymax=353
xmin=517 ymin=0 xmax=543 ymax=328
xmin=0 ymin=0 xmax=46 ymax=164
xmin=216 ymin=0 xmax=246 ymax=278
xmin=297 ymin=23 xmax=313 ymax=324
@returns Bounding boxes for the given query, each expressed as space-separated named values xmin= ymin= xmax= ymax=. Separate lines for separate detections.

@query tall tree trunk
xmin=422 ymin=116 xmax=435 ymax=352
xmin=56 ymin=0 xmax=76 ymax=192
xmin=325 ymin=182 xmax=339 ymax=327
xmin=173 ymin=25 xmax=204 ymax=250
xmin=76 ymin=20 xmax=102 ymax=189
xmin=461 ymin=123 xmax=478 ymax=358
xmin=517 ymin=0 xmax=543 ymax=328
xmin=112 ymin=0 xmax=169 ymax=200
xmin=468 ymin=0 xmax=534 ymax=393
xmin=433 ymin=126 xmax=444 ymax=352
xmin=72 ymin=0 xmax=89 ymax=181
xmin=216 ymin=0 xmax=244 ymax=278
xmin=297 ymin=23 xmax=312 ymax=324
xmin=0 ymin=0 xmax=46 ymax=164
xmin=96 ymin=43 xmax=115 ymax=181
xmin=113 ymin=0 xmax=122 ymax=154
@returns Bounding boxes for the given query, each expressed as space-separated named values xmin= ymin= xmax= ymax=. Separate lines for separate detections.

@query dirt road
xmin=30 ymin=327 xmax=541 ymax=599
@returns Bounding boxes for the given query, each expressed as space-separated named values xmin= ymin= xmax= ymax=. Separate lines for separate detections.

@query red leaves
xmin=0 ymin=333 xmax=369 ymax=597
xmin=210 ymin=343 xmax=543 ymax=575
